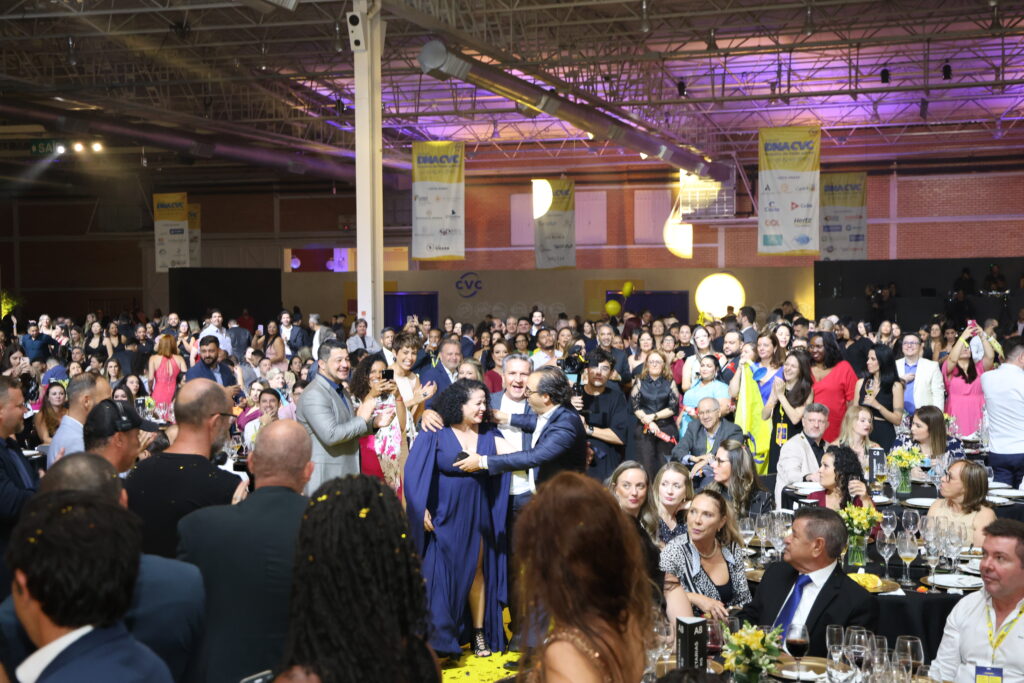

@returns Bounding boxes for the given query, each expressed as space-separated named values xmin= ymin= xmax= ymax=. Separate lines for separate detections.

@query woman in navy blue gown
xmin=405 ymin=379 xmax=510 ymax=661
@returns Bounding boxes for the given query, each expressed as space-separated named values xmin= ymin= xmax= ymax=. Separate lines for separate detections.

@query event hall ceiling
xmin=1 ymin=0 xmax=1022 ymax=188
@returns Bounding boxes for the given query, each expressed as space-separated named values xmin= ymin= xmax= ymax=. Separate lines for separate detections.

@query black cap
xmin=83 ymin=399 xmax=160 ymax=440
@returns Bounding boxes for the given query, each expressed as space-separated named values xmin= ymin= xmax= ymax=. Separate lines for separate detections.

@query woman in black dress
xmin=763 ymin=350 xmax=815 ymax=473
xmin=630 ymin=350 xmax=681 ymax=481
xmin=854 ymin=343 xmax=905 ymax=451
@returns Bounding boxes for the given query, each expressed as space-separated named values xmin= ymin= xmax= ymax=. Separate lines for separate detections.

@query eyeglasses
xmin=523 ymin=387 xmax=540 ymax=397
xmin=902 ymin=340 xmax=920 ymax=346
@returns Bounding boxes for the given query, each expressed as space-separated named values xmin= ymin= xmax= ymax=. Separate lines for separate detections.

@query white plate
xmin=960 ymin=546 xmax=984 ymax=560
xmin=928 ymin=574 xmax=983 ymax=589
xmin=776 ymin=667 xmax=825 ymax=681
xmin=873 ymin=495 xmax=892 ymax=505
xmin=902 ymin=497 xmax=936 ymax=508
xmin=987 ymin=495 xmax=1011 ymax=506
xmin=995 ymin=489 xmax=1024 ymax=499
xmin=789 ymin=482 xmax=824 ymax=494
xmin=989 ymin=481 xmax=1011 ymax=489
xmin=962 ymin=558 xmax=982 ymax=574
xmin=21 ymin=450 xmax=39 ymax=456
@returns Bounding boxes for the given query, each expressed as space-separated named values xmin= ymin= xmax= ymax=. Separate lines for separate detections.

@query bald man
xmin=177 ymin=419 xmax=312 ymax=683
xmin=125 ymin=379 xmax=247 ymax=557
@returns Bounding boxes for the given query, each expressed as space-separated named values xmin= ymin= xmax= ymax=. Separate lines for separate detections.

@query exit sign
xmin=29 ymin=139 xmax=65 ymax=156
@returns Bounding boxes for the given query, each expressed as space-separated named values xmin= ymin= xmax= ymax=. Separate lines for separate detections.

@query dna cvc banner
xmin=757 ymin=126 xmax=820 ymax=255
xmin=535 ymin=178 xmax=575 ymax=269
xmin=819 ymin=172 xmax=868 ymax=261
xmin=411 ymin=141 xmax=465 ymax=260
xmin=154 ymin=192 xmax=189 ymax=273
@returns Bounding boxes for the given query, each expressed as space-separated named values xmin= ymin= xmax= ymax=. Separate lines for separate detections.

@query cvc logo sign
xmin=455 ymin=272 xmax=483 ymax=298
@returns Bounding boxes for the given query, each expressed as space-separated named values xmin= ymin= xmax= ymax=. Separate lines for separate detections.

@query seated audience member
xmin=243 ymin=388 xmax=282 ymax=449
xmin=653 ymin=461 xmax=693 ymax=546
xmin=679 ymin=355 xmax=731 ymax=431
xmin=514 ymin=472 xmax=655 ymax=682
xmin=891 ymin=404 xmax=966 ymax=461
xmin=125 ymin=379 xmax=247 ymax=557
xmin=32 ymin=381 xmax=66 ymax=445
xmin=277 ymin=476 xmax=441 ymax=683
xmin=931 ymin=519 xmax=1024 ymax=681
xmin=836 ymin=405 xmax=881 ymax=473
xmin=774 ymin=403 xmax=830 ymax=506
xmin=736 ymin=507 xmax=877 ymax=657
xmin=0 ymin=453 xmax=204 ymax=682
xmin=6 ymin=490 xmax=173 ymax=682
xmin=82 ymin=399 xmax=159 ymax=474
xmin=663 ymin=489 xmax=752 ymax=623
xmin=703 ymin=438 xmax=772 ymax=516
xmin=806 ymin=445 xmax=874 ymax=511
xmin=927 ymin=458 xmax=995 ymax=548
xmin=178 ymin=420 xmax=312 ymax=683
xmin=48 ymin=372 xmax=112 ymax=468
xmin=671 ymin=397 xmax=743 ymax=485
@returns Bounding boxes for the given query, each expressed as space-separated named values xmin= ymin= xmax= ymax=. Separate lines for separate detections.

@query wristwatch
xmin=587 ymin=425 xmax=595 ymax=436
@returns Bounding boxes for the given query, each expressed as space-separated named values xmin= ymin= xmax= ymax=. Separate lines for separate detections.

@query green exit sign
xmin=29 ymin=139 xmax=66 ymax=156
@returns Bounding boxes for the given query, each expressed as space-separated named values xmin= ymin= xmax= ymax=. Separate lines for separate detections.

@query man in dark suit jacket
xmin=225 ymin=319 xmax=252 ymax=358
xmin=455 ymin=366 xmax=587 ymax=483
xmin=183 ymin=336 xmax=239 ymax=394
xmin=460 ymin=323 xmax=476 ymax=360
xmin=178 ymin=419 xmax=313 ymax=683
xmin=671 ymin=397 xmax=743 ymax=485
xmin=0 ymin=377 xmax=39 ymax=598
xmin=419 ymin=339 xmax=462 ymax=410
xmin=0 ymin=454 xmax=203 ymax=682
xmin=7 ymin=490 xmax=172 ymax=683
xmin=737 ymin=507 xmax=877 ymax=657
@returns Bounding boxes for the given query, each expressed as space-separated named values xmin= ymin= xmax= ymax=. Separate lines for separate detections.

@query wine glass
xmin=880 ymin=509 xmax=898 ymax=537
xmin=873 ymin=463 xmax=888 ymax=497
xmin=894 ymin=635 xmax=924 ymax=674
xmin=902 ymin=509 xmax=921 ymax=537
xmin=707 ymin=619 xmax=725 ymax=658
xmin=785 ymin=622 xmax=811 ymax=680
xmin=844 ymin=628 xmax=870 ymax=676
xmin=755 ymin=513 xmax=771 ymax=566
xmin=652 ymin=612 xmax=673 ymax=669
xmin=826 ymin=625 xmax=845 ymax=664
xmin=826 ymin=658 xmax=857 ymax=683
xmin=896 ymin=531 xmax=919 ymax=588
xmin=739 ymin=516 xmax=756 ymax=549
xmin=876 ymin=533 xmax=896 ymax=581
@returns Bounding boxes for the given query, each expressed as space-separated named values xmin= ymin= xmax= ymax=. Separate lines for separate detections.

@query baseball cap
xmin=83 ymin=399 xmax=160 ymax=440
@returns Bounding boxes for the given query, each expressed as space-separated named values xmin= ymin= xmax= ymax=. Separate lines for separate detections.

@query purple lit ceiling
xmin=0 ymin=0 xmax=1022 ymax=182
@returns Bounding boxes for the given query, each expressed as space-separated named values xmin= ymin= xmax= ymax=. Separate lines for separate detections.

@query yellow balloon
xmin=604 ymin=300 xmax=622 ymax=317
xmin=623 ymin=281 xmax=634 ymax=298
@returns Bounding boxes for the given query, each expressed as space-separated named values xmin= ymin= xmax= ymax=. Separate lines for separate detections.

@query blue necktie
xmin=774 ymin=574 xmax=813 ymax=632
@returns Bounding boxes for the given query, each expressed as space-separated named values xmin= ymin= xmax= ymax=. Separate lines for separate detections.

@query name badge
xmin=775 ymin=423 xmax=788 ymax=446
xmin=976 ymin=666 xmax=1003 ymax=683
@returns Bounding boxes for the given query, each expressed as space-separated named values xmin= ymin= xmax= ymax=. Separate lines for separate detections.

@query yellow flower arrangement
xmin=887 ymin=445 xmax=924 ymax=470
xmin=838 ymin=503 xmax=882 ymax=536
xmin=722 ymin=621 xmax=782 ymax=680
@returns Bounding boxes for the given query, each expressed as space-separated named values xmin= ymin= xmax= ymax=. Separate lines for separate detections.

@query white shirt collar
xmin=17 ymin=625 xmax=93 ymax=683
xmin=806 ymin=560 xmax=838 ymax=589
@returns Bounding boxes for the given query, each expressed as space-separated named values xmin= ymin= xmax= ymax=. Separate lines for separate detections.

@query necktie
xmin=774 ymin=574 xmax=813 ymax=633
xmin=336 ymin=386 xmax=351 ymax=411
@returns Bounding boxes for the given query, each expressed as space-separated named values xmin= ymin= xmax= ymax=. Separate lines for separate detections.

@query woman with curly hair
xmin=404 ymin=379 xmax=511 ymax=661
xmin=350 ymin=355 xmax=406 ymax=496
xmin=807 ymin=445 xmax=874 ymax=511
xmin=278 ymin=475 xmax=441 ymax=683
xmin=514 ymin=472 xmax=656 ymax=682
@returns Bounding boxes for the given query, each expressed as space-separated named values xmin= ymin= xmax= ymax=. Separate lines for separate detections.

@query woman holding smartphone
xmin=349 ymin=355 xmax=406 ymax=496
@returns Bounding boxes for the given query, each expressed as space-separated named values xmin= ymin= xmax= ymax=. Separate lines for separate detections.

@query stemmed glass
xmin=876 ymin=534 xmax=896 ymax=581
xmin=902 ymin=509 xmax=921 ymax=537
xmin=826 ymin=625 xmax=845 ymax=664
xmin=942 ymin=526 xmax=961 ymax=575
xmin=739 ymin=517 xmax=756 ymax=551
xmin=755 ymin=513 xmax=771 ymax=567
xmin=844 ymin=627 xmax=870 ymax=677
xmin=896 ymin=531 xmax=919 ymax=588
xmin=785 ymin=623 xmax=811 ymax=681
xmin=894 ymin=635 xmax=925 ymax=675
xmin=880 ymin=510 xmax=898 ymax=538
xmin=924 ymin=540 xmax=942 ymax=592
xmin=769 ymin=514 xmax=788 ymax=564
xmin=707 ymin=619 xmax=726 ymax=658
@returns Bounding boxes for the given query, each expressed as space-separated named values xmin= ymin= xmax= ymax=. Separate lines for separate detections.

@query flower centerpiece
xmin=722 ymin=622 xmax=783 ymax=683
xmin=838 ymin=503 xmax=883 ymax=567
xmin=887 ymin=445 xmax=924 ymax=494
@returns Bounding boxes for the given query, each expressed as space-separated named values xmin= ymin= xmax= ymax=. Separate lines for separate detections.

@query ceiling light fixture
xmin=990 ymin=1 xmax=1003 ymax=31
xmin=56 ymin=145 xmax=66 ymax=155
xmin=919 ymin=98 xmax=929 ymax=119
xmin=334 ymin=20 xmax=345 ymax=52
xmin=705 ymin=28 xmax=718 ymax=51
xmin=72 ymin=142 xmax=85 ymax=152
xmin=91 ymin=141 xmax=103 ymax=152
xmin=880 ymin=67 xmax=890 ymax=84
xmin=677 ymin=79 xmax=687 ymax=97
xmin=942 ymin=62 xmax=952 ymax=80
xmin=639 ymin=0 xmax=651 ymax=33
xmin=66 ymin=36 xmax=77 ymax=67
xmin=802 ymin=6 xmax=815 ymax=36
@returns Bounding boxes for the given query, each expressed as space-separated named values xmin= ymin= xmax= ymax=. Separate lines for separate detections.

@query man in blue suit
xmin=418 ymin=338 xmax=462 ymax=410
xmin=0 ymin=453 xmax=203 ymax=682
xmin=184 ymin=336 xmax=239 ymax=398
xmin=6 ymin=489 xmax=172 ymax=683
xmin=0 ymin=376 xmax=39 ymax=598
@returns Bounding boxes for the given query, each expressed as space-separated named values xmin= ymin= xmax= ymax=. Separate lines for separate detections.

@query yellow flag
xmin=734 ymin=364 xmax=771 ymax=475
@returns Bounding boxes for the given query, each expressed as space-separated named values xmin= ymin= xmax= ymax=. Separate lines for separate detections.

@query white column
xmin=353 ymin=0 xmax=386 ymax=334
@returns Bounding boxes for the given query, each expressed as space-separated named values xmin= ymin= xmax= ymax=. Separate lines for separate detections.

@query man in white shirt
xmin=529 ymin=309 xmax=545 ymax=338
xmin=530 ymin=327 xmax=557 ymax=368
xmin=49 ymin=373 xmax=111 ymax=467
xmin=243 ymin=389 xmax=281 ymax=449
xmin=896 ymin=333 xmax=945 ymax=416
xmin=380 ymin=327 xmax=397 ymax=367
xmin=774 ymin=403 xmax=830 ymax=507
xmin=198 ymin=309 xmax=232 ymax=357
xmin=981 ymin=338 xmax=1024 ymax=486
xmin=931 ymin=518 xmax=1024 ymax=682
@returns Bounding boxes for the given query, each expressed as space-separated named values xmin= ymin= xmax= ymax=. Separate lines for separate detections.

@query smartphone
xmin=257 ymin=324 xmax=264 ymax=335
xmin=454 ymin=450 xmax=469 ymax=466
xmin=381 ymin=368 xmax=394 ymax=380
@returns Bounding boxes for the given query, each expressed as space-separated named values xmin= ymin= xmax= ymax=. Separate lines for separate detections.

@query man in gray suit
xmin=296 ymin=340 xmax=394 ymax=493
xmin=671 ymin=397 xmax=743 ymax=485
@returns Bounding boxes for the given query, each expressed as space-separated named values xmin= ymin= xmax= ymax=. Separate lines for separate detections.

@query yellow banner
xmin=411 ymin=141 xmax=464 ymax=184
xmin=549 ymin=177 xmax=574 ymax=212
xmin=187 ymin=203 xmax=202 ymax=267
xmin=153 ymin=192 xmax=188 ymax=222
xmin=758 ymin=126 xmax=820 ymax=172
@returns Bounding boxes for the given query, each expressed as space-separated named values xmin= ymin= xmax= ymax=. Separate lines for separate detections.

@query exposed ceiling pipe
xmin=0 ymin=99 xmax=407 ymax=189
xmin=418 ymin=40 xmax=731 ymax=181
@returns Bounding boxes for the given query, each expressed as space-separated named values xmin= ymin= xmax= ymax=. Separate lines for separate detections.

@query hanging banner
xmin=187 ymin=203 xmax=202 ymax=267
xmin=411 ymin=141 xmax=465 ymax=260
xmin=819 ymin=172 xmax=867 ymax=261
xmin=535 ymin=178 xmax=575 ymax=269
xmin=758 ymin=126 xmax=820 ymax=254
xmin=153 ymin=192 xmax=189 ymax=273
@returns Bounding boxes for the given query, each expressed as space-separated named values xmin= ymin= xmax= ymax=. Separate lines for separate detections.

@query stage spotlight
xmin=72 ymin=142 xmax=85 ymax=152
xmin=56 ymin=145 xmax=66 ymax=155
xmin=880 ymin=68 xmax=890 ymax=84
xmin=705 ymin=28 xmax=718 ymax=51
xmin=677 ymin=79 xmax=687 ymax=97
xmin=802 ymin=6 xmax=815 ymax=36
xmin=919 ymin=98 xmax=929 ymax=120
xmin=91 ymin=142 xmax=103 ymax=152
xmin=942 ymin=62 xmax=952 ymax=80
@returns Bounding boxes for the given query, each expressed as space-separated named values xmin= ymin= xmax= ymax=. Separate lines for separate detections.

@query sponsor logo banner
xmin=758 ymin=127 xmax=820 ymax=254
xmin=819 ymin=172 xmax=867 ymax=260
xmin=412 ymin=141 xmax=465 ymax=260
xmin=154 ymin=192 xmax=189 ymax=272
xmin=535 ymin=178 xmax=575 ymax=269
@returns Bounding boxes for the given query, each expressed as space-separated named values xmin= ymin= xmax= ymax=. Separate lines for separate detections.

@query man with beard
xmin=570 ymin=348 xmax=630 ymax=483
xmin=717 ymin=330 xmax=744 ymax=383
xmin=125 ymin=379 xmax=248 ymax=557
xmin=530 ymin=327 xmax=557 ymax=368
xmin=184 ymin=336 xmax=239 ymax=400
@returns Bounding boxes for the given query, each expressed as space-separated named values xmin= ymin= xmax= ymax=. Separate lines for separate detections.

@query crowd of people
xmin=0 ymin=298 xmax=1022 ymax=682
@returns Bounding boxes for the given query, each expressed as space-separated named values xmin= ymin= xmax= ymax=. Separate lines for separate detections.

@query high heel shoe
xmin=472 ymin=628 xmax=492 ymax=657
